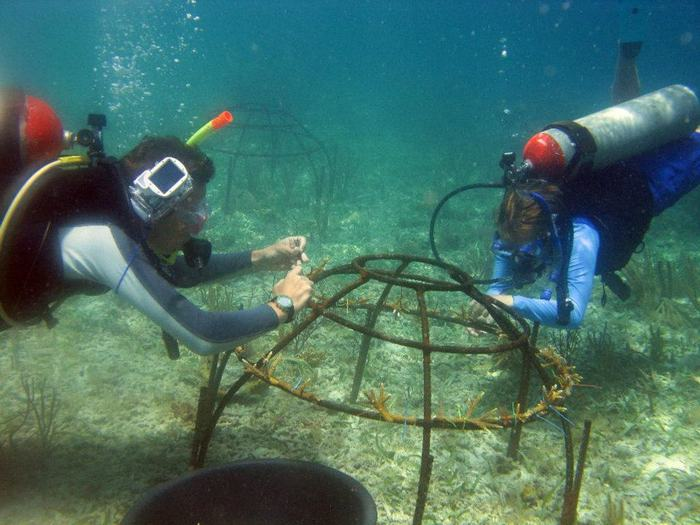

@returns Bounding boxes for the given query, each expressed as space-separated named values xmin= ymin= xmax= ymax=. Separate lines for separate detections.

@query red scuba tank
xmin=522 ymin=84 xmax=700 ymax=181
xmin=0 ymin=87 xmax=66 ymax=184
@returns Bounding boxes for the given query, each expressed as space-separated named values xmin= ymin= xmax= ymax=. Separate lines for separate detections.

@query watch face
xmin=276 ymin=296 xmax=293 ymax=309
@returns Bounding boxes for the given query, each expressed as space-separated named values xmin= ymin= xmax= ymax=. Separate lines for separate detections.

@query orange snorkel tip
xmin=186 ymin=110 xmax=234 ymax=146
xmin=211 ymin=111 xmax=233 ymax=130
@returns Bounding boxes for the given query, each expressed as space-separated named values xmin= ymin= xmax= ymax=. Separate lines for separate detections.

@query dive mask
xmin=175 ymin=199 xmax=211 ymax=235
xmin=129 ymin=157 xmax=193 ymax=224
xmin=492 ymin=235 xmax=549 ymax=287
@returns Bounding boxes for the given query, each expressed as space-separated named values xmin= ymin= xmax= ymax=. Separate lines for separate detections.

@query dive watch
xmin=272 ymin=295 xmax=295 ymax=323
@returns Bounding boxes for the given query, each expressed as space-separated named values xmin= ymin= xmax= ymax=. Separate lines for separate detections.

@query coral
xmin=543 ymin=328 xmax=582 ymax=362
xmin=635 ymin=370 xmax=660 ymax=416
xmin=652 ymin=297 xmax=694 ymax=329
xmin=585 ymin=322 xmax=616 ymax=358
xmin=622 ymin=251 xmax=700 ymax=326
xmin=365 ymin=384 xmax=396 ymax=422
xmin=647 ymin=325 xmax=665 ymax=364
xmin=536 ymin=347 xmax=582 ymax=396
xmin=20 ymin=375 xmax=62 ymax=458
xmin=244 ymin=360 xmax=320 ymax=402
xmin=170 ymin=401 xmax=196 ymax=426
xmin=623 ymin=252 xmax=680 ymax=312
xmin=680 ymin=254 xmax=700 ymax=310
xmin=198 ymin=284 xmax=240 ymax=312
xmin=364 ymin=385 xmax=506 ymax=430
xmin=603 ymin=494 xmax=625 ymax=525
xmin=579 ymin=323 xmax=645 ymax=383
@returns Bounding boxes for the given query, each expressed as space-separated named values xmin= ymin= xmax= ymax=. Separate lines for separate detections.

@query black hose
xmin=428 ymin=182 xmax=503 ymax=264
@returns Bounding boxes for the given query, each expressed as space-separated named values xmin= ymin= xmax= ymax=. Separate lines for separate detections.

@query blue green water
xmin=3 ymin=1 xmax=698 ymax=156
xmin=2 ymin=1 xmax=700 ymax=524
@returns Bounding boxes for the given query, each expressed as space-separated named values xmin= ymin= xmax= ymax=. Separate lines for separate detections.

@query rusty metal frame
xmin=189 ymin=254 xmax=581 ymax=524
xmin=206 ymin=103 xmax=332 ymax=215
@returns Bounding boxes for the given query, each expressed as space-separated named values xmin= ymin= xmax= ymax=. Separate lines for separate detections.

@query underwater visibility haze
xmin=1 ymin=1 xmax=699 ymax=523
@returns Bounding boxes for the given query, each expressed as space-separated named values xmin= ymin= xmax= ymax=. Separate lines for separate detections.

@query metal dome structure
xmin=188 ymin=254 xmax=590 ymax=525
xmin=206 ymin=103 xmax=334 ymax=238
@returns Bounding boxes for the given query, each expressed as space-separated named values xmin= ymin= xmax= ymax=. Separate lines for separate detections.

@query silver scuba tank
xmin=521 ymin=84 xmax=700 ymax=180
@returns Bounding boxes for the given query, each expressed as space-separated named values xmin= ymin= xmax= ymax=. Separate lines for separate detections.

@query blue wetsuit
xmin=632 ymin=131 xmax=700 ymax=215
xmin=487 ymin=131 xmax=700 ymax=328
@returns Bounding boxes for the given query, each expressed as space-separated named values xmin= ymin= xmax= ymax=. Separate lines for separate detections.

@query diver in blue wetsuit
xmin=480 ymin=42 xmax=700 ymax=329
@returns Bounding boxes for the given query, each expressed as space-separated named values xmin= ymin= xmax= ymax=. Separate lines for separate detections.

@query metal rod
xmin=350 ymin=260 xmax=410 ymax=402
xmin=413 ymin=289 xmax=433 ymax=525
xmin=508 ymin=322 xmax=539 ymax=459
xmin=561 ymin=420 xmax=593 ymax=525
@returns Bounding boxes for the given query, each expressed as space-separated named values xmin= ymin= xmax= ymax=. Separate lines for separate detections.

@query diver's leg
xmin=611 ymin=41 xmax=642 ymax=104
xmin=635 ymin=132 xmax=700 ymax=215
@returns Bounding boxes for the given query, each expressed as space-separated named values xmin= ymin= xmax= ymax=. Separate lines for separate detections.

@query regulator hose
xmin=428 ymin=182 xmax=503 ymax=264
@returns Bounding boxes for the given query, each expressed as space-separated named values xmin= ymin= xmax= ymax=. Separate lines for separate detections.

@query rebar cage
xmin=206 ymin=103 xmax=333 ymax=233
xmin=190 ymin=254 xmax=584 ymax=524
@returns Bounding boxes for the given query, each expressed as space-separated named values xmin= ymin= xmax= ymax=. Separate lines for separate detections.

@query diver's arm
xmin=169 ymin=235 xmax=309 ymax=287
xmin=505 ymin=220 xmax=600 ymax=328
xmin=59 ymin=225 xmax=280 ymax=355
xmin=168 ymin=251 xmax=254 ymax=287
xmin=612 ymin=41 xmax=642 ymax=104
xmin=485 ymin=251 xmax=515 ymax=295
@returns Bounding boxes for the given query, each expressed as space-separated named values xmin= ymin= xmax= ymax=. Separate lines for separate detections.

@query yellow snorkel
xmin=186 ymin=111 xmax=234 ymax=146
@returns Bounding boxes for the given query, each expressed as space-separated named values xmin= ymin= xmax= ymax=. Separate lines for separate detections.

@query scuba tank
xmin=503 ymin=84 xmax=700 ymax=182
xmin=0 ymin=87 xmax=68 ymax=200
xmin=1 ymin=87 xmax=107 ymax=218
xmin=0 ymin=87 xmax=108 ymax=328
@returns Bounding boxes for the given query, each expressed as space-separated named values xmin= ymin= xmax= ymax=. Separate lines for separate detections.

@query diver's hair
xmin=120 ymin=136 xmax=214 ymax=185
xmin=497 ymin=180 xmax=564 ymax=244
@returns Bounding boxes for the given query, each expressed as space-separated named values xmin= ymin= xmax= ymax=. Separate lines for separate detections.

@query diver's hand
xmin=269 ymin=265 xmax=314 ymax=322
xmin=492 ymin=295 xmax=513 ymax=307
xmin=252 ymin=236 xmax=309 ymax=270
xmin=466 ymin=295 xmax=513 ymax=336
xmin=466 ymin=301 xmax=491 ymax=336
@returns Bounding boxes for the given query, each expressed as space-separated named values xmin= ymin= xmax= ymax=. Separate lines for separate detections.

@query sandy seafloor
xmin=1 ymin=148 xmax=699 ymax=525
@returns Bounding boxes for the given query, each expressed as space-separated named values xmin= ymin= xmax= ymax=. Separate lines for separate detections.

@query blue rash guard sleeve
xmin=486 ymin=219 xmax=600 ymax=328
xmin=59 ymin=225 xmax=279 ymax=355
xmin=485 ymin=251 xmax=515 ymax=295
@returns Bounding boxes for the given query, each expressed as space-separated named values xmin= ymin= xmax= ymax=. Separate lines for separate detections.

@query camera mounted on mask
xmin=128 ymin=157 xmax=193 ymax=225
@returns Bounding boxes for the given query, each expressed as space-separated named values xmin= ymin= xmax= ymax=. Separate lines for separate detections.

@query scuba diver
xmin=424 ymin=39 xmax=700 ymax=330
xmin=469 ymin=40 xmax=700 ymax=329
xmin=0 ymin=89 xmax=313 ymax=356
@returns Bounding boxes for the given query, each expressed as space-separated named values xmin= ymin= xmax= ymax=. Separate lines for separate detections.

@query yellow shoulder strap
xmin=0 ymin=155 xmax=88 ymax=326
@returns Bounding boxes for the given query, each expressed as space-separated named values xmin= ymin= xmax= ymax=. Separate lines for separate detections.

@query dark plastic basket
xmin=121 ymin=459 xmax=377 ymax=525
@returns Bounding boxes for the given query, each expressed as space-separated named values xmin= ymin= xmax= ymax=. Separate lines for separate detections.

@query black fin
xmin=162 ymin=330 xmax=181 ymax=360
xmin=620 ymin=41 xmax=643 ymax=60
